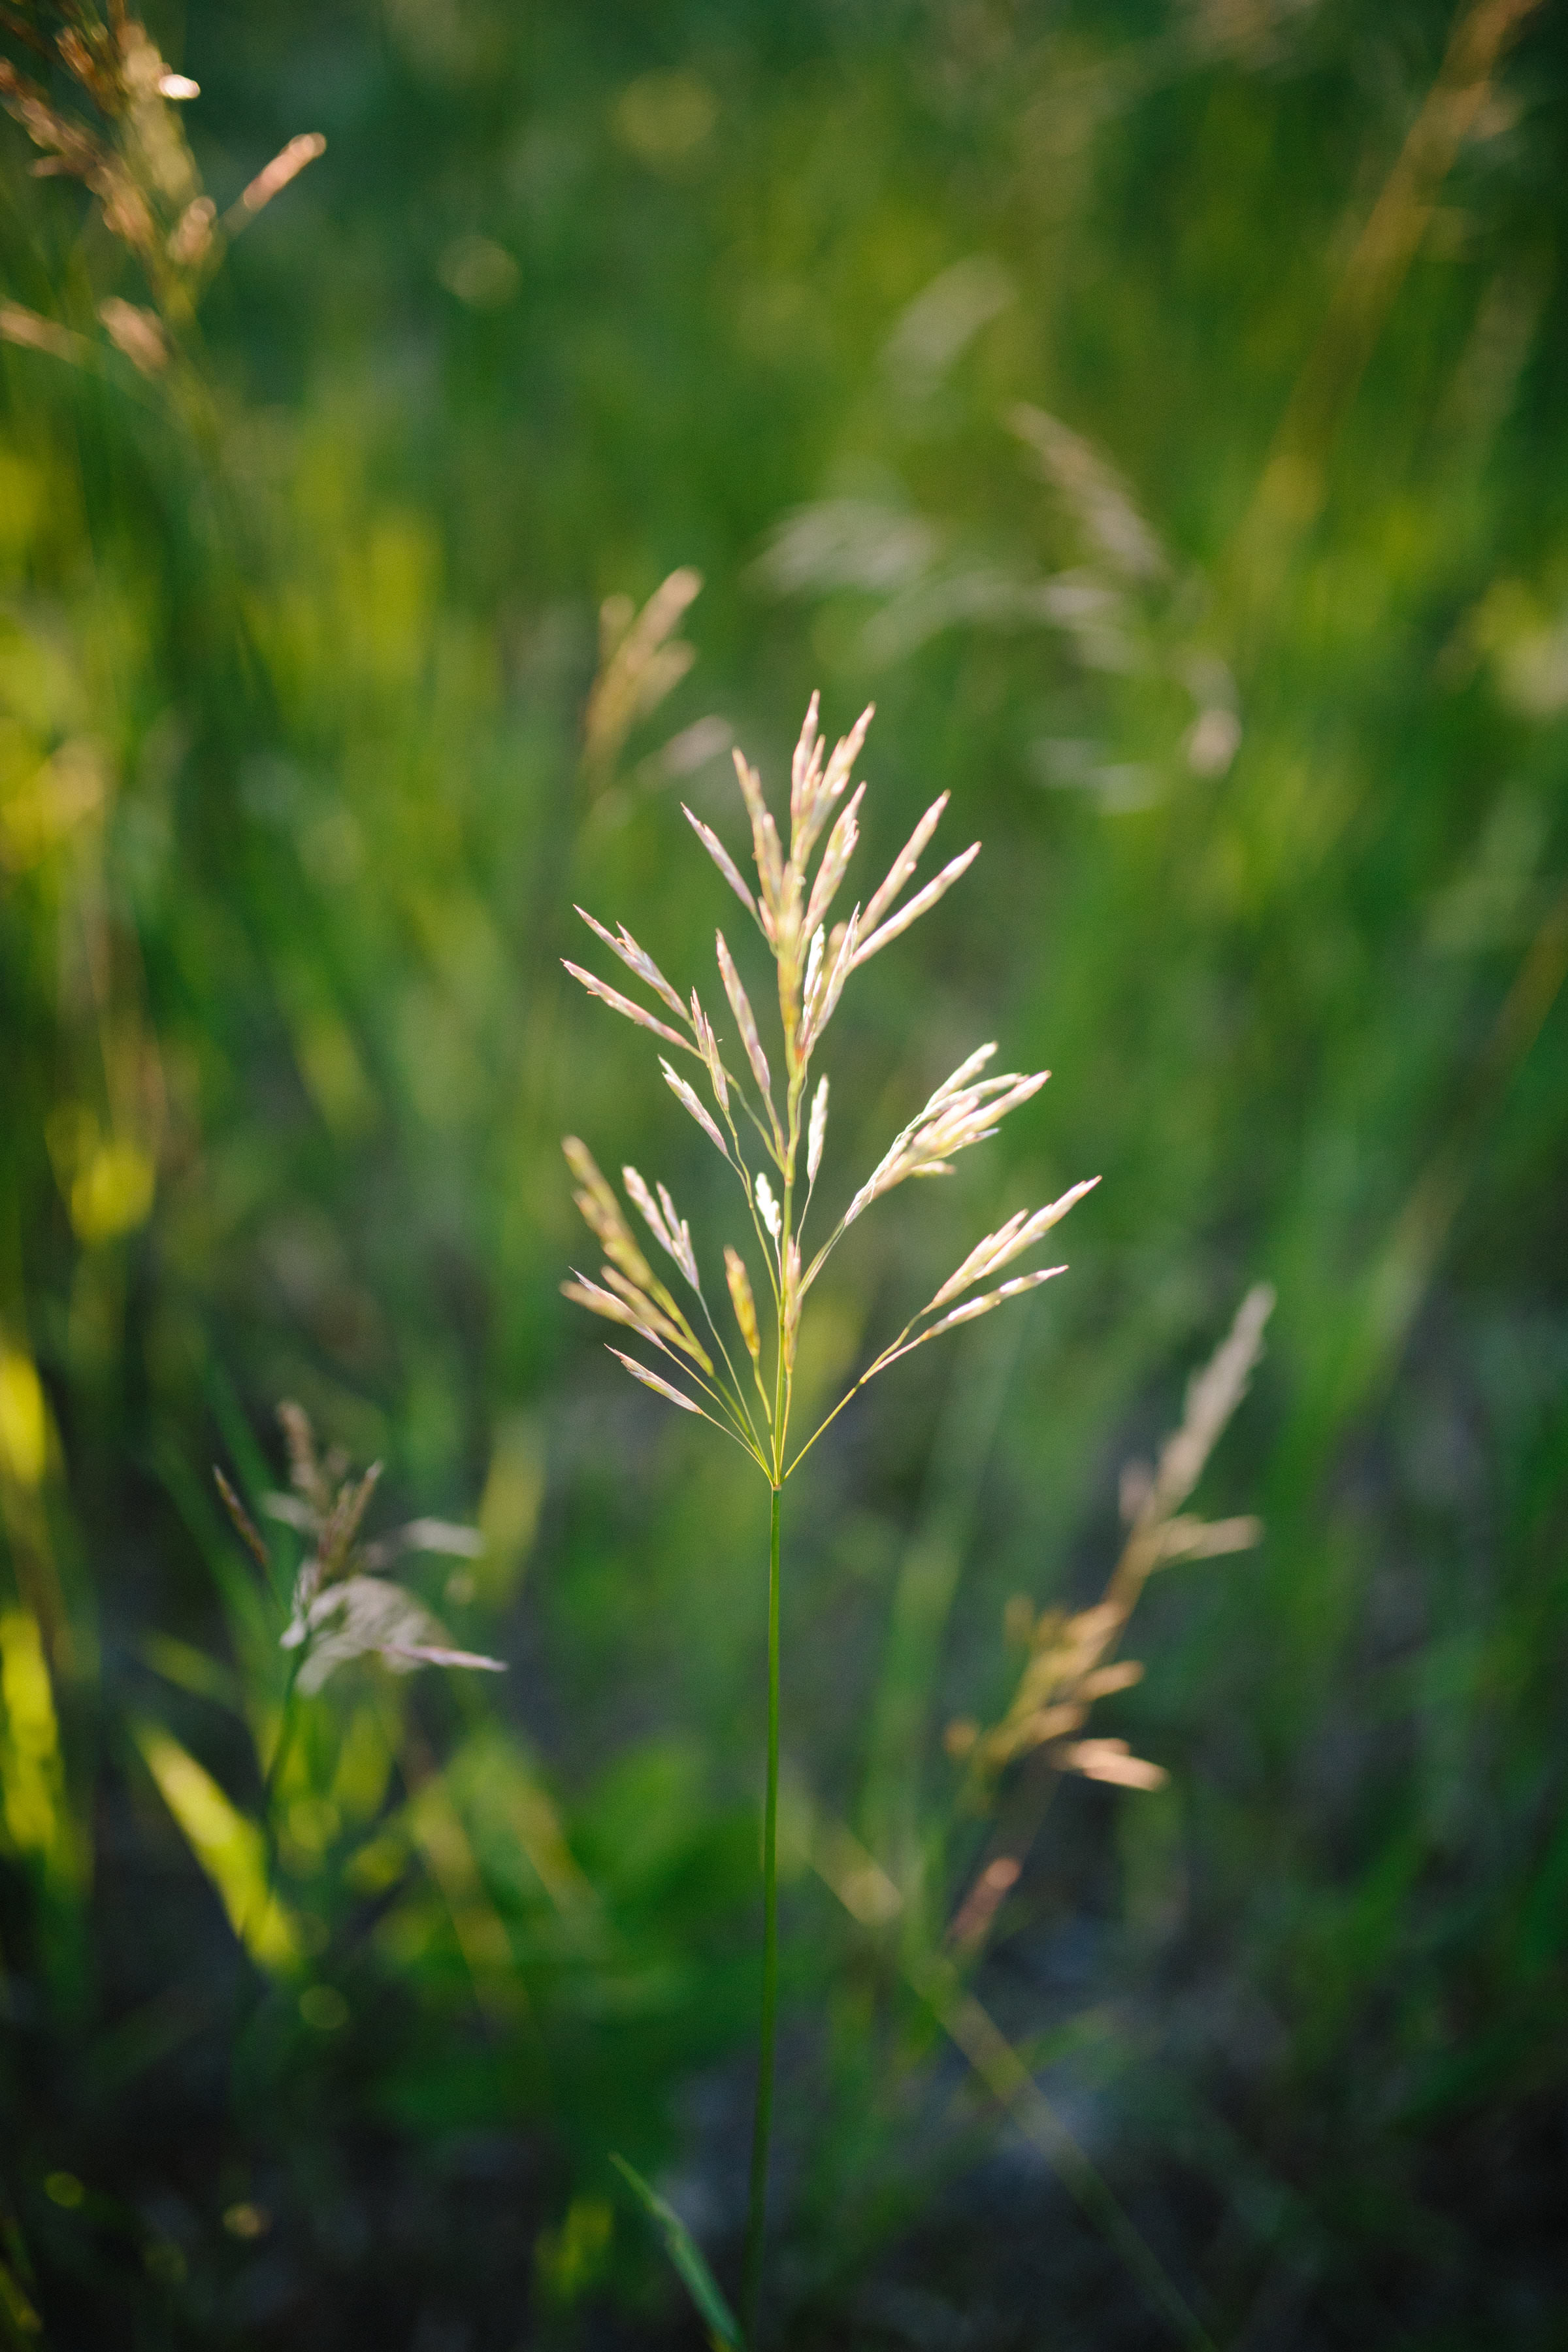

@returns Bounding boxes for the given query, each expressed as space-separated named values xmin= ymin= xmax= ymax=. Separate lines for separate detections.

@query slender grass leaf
xmin=609 ymin=2155 xmax=741 ymax=2351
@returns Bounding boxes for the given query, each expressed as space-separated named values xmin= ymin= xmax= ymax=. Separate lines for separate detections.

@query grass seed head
xmin=563 ymin=694 xmax=1095 ymax=1478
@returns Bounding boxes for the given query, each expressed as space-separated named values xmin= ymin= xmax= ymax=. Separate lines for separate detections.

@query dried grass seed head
xmin=1151 ymin=1282 xmax=1274 ymax=1515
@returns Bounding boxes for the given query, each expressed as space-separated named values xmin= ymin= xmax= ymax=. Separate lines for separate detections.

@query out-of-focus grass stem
xmin=257 ymin=1646 xmax=303 ymax=1893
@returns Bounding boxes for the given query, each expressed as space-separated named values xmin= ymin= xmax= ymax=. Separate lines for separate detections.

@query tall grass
xmin=561 ymin=694 xmax=1098 ymax=2334
xmin=0 ymin=1 xmax=1563 ymax=2344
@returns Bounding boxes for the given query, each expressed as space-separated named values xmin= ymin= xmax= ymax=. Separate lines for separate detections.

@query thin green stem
xmin=645 ymin=1330 xmax=766 ymax=1461
xmin=784 ymin=1315 xmax=920 ymax=1479
xmin=230 ymin=1644 xmax=304 ymax=2108
xmin=742 ymin=1482 xmax=782 ymax=2347
xmin=259 ymin=1646 xmax=304 ymax=1891
xmin=693 ymin=1286 xmax=770 ymax=1458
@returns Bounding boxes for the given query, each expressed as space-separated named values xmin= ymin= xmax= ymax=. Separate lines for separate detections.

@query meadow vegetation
xmin=0 ymin=3 xmax=1565 ymax=2347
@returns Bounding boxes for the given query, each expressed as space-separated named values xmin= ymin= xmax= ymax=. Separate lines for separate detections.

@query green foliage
xmin=0 ymin=1 xmax=1565 ymax=2345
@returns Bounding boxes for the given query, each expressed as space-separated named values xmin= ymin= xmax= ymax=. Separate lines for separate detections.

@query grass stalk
xmin=742 ymin=1480 xmax=782 ymax=2345
xmin=563 ymin=696 xmax=1097 ymax=2341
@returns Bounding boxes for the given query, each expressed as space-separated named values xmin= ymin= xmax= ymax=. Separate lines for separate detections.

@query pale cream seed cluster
xmin=561 ymin=696 xmax=1097 ymax=1484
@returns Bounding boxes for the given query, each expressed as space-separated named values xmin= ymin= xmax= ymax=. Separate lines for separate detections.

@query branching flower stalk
xmin=214 ymin=1401 xmax=503 ymax=1872
xmin=0 ymin=3 xmax=325 ymax=390
xmin=561 ymin=695 xmax=1096 ymax=2342
xmin=942 ymin=1282 xmax=1275 ymax=1959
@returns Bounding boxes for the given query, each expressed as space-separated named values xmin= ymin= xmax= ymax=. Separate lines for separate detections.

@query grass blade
xmin=609 ymin=2155 xmax=742 ymax=2351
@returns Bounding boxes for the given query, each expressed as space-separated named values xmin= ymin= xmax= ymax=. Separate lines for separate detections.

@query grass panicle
xmin=216 ymin=1402 xmax=502 ymax=1701
xmin=0 ymin=3 xmax=323 ymax=380
xmin=945 ymin=1284 xmax=1275 ymax=1957
xmin=563 ymin=697 xmax=1094 ymax=1490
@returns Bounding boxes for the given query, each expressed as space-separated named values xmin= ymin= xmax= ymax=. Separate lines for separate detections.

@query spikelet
xmin=682 ymin=806 xmax=760 ymax=930
xmin=732 ymin=749 xmax=785 ymax=936
xmin=1078 ymin=1662 xmax=1145 ymax=1699
xmin=852 ymin=840 xmax=981 ymax=967
xmin=561 ymin=1273 xmax=643 ymax=1332
xmin=928 ymin=1178 xmax=1100 ymax=1310
xmin=213 ymin=1467 xmax=270 ymax=1572
xmin=927 ymin=1042 xmax=998 ymax=1105
xmin=623 ymin=1166 xmax=700 ymax=1288
xmin=801 ymin=924 xmax=825 ymax=1015
xmin=657 ymin=1181 xmax=700 ymax=1289
xmin=928 ymin=1209 xmax=1030 ymax=1313
xmin=715 ymin=932 xmax=775 ymax=1110
xmin=1152 ymin=1282 xmax=1274 ymax=1516
xmin=789 ymin=691 xmax=825 ymax=852
xmin=725 ymin=1246 xmax=762 ymax=1370
xmin=595 ymin=1267 xmax=706 ymax=1366
xmin=238 ymin=133 xmax=327 ymax=220
xmin=690 ymin=992 xmax=730 ymax=1116
xmin=876 ymin=1267 xmax=1066 ymax=1369
xmin=802 ymin=783 xmax=864 ymax=938
xmin=608 ymin=1350 xmax=704 ymax=1416
xmin=798 ymin=907 xmax=859 ymax=1057
xmin=622 ymin=1164 xmax=674 ymax=1256
xmin=755 ymin=1171 xmax=781 ymax=1242
xmin=660 ymin=1058 xmax=730 ymax=1160
xmin=1059 ymin=1739 xmax=1167 ymax=1791
xmin=575 ymin=907 xmax=690 ymax=1024
xmin=814 ymin=704 xmax=872 ymax=825
xmin=791 ymin=698 xmax=872 ymax=866
xmin=862 ymin=792 xmax=949 ymax=934
xmin=563 ymin=960 xmax=691 ymax=1053
xmin=563 ymin=1136 xmax=659 ymax=1294
xmin=843 ymin=1052 xmax=1048 ymax=1227
xmin=278 ymin=1397 xmax=327 ymax=1507
xmin=783 ymin=1236 xmax=803 ymax=1375
xmin=806 ymin=1075 xmax=829 ymax=1186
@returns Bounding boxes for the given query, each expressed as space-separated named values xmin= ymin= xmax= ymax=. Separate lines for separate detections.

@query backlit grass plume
xmin=216 ymin=1402 xmax=503 ymax=1701
xmin=0 ymin=3 xmax=324 ymax=382
xmin=561 ymin=695 xmax=1095 ymax=2344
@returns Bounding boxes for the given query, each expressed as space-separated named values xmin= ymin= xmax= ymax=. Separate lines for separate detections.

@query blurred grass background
xmin=1 ymin=1 xmax=1565 ymax=2345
